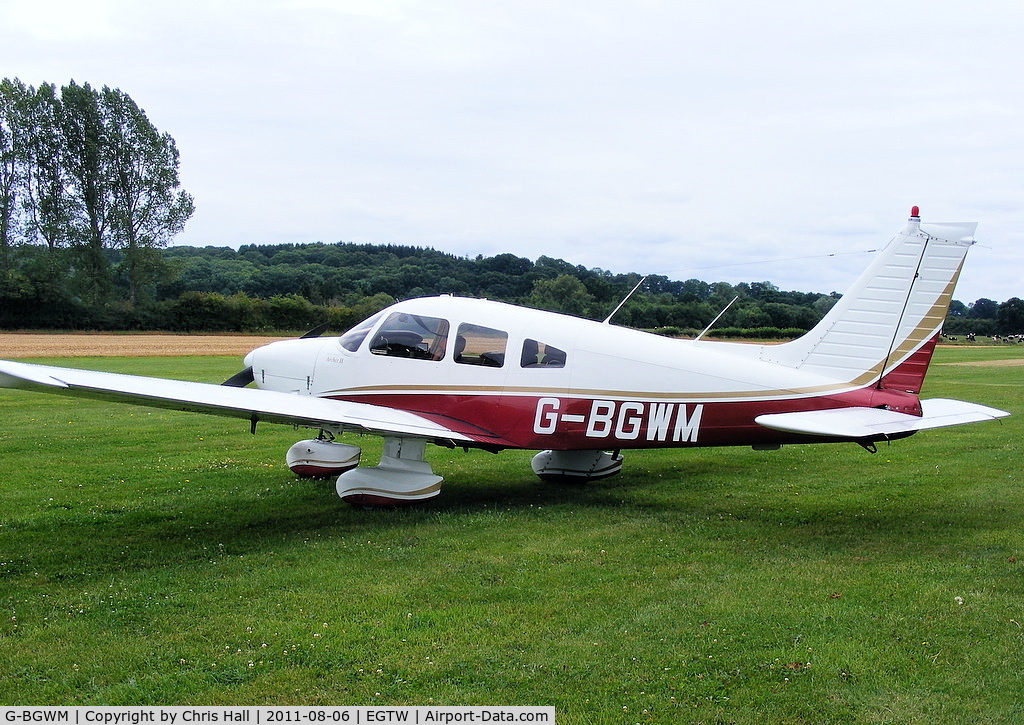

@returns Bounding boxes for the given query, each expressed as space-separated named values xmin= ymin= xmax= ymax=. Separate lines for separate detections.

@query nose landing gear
xmin=286 ymin=433 xmax=361 ymax=478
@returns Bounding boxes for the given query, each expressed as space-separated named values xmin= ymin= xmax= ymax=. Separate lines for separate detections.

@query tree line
xmin=4 ymin=237 xmax=1021 ymax=337
xmin=2 ymin=78 xmax=1020 ymax=337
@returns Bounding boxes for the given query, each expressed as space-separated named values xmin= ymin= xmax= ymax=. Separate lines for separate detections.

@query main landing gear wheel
xmin=530 ymin=449 xmax=623 ymax=482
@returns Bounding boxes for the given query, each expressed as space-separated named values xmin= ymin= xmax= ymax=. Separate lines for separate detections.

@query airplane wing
xmin=755 ymin=398 xmax=1009 ymax=440
xmin=0 ymin=360 xmax=507 ymax=446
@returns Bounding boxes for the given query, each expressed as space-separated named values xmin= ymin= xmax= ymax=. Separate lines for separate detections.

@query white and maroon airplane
xmin=0 ymin=208 xmax=1009 ymax=506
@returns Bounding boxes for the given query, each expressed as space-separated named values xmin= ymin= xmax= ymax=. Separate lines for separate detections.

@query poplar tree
xmin=0 ymin=79 xmax=27 ymax=282
xmin=24 ymin=83 xmax=73 ymax=252
xmin=101 ymin=86 xmax=194 ymax=304
xmin=60 ymin=80 xmax=116 ymax=302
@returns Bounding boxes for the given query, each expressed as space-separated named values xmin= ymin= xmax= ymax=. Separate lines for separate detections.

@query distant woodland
xmin=1 ymin=240 xmax=1021 ymax=337
xmin=2 ymin=79 xmax=1020 ymax=337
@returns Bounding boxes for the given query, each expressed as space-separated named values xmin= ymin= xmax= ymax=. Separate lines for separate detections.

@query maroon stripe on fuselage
xmin=328 ymin=384 xmax=922 ymax=449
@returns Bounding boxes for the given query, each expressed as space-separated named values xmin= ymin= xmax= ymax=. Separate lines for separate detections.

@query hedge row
xmin=0 ymin=291 xmax=394 ymax=334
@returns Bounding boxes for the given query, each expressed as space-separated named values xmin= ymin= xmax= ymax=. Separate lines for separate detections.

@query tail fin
xmin=763 ymin=208 xmax=976 ymax=391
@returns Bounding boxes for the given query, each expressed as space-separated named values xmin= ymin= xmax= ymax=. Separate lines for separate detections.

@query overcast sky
xmin=4 ymin=0 xmax=1023 ymax=304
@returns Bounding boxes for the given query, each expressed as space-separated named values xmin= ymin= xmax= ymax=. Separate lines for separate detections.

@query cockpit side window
xmin=520 ymin=339 xmax=566 ymax=368
xmin=454 ymin=323 xmax=508 ymax=367
xmin=369 ymin=312 xmax=449 ymax=361
xmin=338 ymin=311 xmax=385 ymax=352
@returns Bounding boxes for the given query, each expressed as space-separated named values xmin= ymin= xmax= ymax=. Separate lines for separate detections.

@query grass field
xmin=0 ymin=345 xmax=1021 ymax=723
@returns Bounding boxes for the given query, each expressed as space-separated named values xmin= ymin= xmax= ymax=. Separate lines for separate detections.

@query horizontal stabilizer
xmin=755 ymin=398 xmax=1009 ymax=440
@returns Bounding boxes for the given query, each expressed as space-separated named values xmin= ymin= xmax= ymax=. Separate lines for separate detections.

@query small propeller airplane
xmin=0 ymin=208 xmax=1010 ymax=506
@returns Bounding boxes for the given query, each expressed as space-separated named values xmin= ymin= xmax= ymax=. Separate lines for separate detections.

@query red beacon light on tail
xmin=910 ymin=206 xmax=920 ymax=218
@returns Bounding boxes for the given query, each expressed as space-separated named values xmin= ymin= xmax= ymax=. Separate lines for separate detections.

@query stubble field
xmin=0 ymin=333 xmax=284 ymax=359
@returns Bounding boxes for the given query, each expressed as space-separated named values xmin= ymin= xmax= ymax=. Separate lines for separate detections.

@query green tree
xmin=997 ymin=297 xmax=1024 ymax=334
xmin=60 ymin=80 xmax=114 ymax=303
xmin=0 ymin=79 xmax=29 ymax=282
xmin=527 ymin=274 xmax=595 ymax=317
xmin=968 ymin=298 xmax=999 ymax=320
xmin=100 ymin=86 xmax=194 ymax=304
xmin=22 ymin=83 xmax=73 ymax=252
xmin=2 ymin=80 xmax=194 ymax=307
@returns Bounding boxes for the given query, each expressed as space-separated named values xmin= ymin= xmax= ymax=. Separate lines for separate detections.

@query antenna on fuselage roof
xmin=602 ymin=276 xmax=647 ymax=324
xmin=694 ymin=295 xmax=739 ymax=341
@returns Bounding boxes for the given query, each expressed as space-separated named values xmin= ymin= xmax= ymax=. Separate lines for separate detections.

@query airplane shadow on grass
xmin=6 ymin=441 xmax=1015 ymax=588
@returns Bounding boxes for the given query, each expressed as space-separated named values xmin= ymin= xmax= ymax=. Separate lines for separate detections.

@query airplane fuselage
xmin=245 ymin=295 xmax=925 ymax=451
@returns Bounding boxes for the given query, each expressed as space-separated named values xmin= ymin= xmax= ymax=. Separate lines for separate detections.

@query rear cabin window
xmin=520 ymin=339 xmax=566 ymax=368
xmin=369 ymin=312 xmax=449 ymax=361
xmin=454 ymin=324 xmax=508 ymax=367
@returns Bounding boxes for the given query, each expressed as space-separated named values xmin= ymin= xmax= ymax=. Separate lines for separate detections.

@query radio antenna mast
xmin=603 ymin=276 xmax=647 ymax=324
xmin=694 ymin=296 xmax=738 ymax=341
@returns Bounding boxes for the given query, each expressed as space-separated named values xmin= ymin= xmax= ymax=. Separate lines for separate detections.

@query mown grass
xmin=0 ymin=348 xmax=1021 ymax=723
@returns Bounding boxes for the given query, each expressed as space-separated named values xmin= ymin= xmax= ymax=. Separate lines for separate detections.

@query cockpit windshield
xmin=338 ymin=311 xmax=386 ymax=352
xmin=369 ymin=312 xmax=449 ymax=361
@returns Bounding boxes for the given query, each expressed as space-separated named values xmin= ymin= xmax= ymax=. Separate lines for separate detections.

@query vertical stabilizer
xmin=763 ymin=209 xmax=976 ymax=388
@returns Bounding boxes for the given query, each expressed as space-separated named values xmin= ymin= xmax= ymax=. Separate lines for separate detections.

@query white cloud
xmin=4 ymin=0 xmax=122 ymax=41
